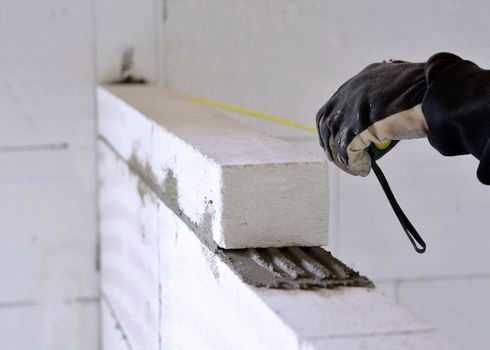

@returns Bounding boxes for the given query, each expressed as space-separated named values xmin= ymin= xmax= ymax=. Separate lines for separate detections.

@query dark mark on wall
xmin=162 ymin=0 xmax=168 ymax=22
xmin=0 ymin=300 xmax=37 ymax=308
xmin=113 ymin=47 xmax=147 ymax=84
xmin=0 ymin=142 xmax=69 ymax=153
xmin=64 ymin=296 xmax=99 ymax=304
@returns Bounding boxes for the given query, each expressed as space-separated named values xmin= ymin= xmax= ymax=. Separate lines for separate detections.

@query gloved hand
xmin=316 ymin=60 xmax=429 ymax=176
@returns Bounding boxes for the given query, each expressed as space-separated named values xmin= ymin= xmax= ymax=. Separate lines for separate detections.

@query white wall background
xmin=0 ymin=1 xmax=97 ymax=349
xmin=1 ymin=0 xmax=489 ymax=349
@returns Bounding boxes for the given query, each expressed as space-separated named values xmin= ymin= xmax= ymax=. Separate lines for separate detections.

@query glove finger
xmin=315 ymin=104 xmax=333 ymax=161
xmin=328 ymin=135 xmax=356 ymax=176
xmin=333 ymin=127 xmax=356 ymax=167
xmin=346 ymin=134 xmax=372 ymax=176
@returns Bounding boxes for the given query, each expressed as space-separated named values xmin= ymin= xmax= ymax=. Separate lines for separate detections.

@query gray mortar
xmin=100 ymin=136 xmax=373 ymax=290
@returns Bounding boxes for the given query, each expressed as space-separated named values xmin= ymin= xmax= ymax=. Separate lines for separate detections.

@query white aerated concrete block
xmin=158 ymin=203 xmax=298 ymax=350
xmin=98 ymin=85 xmax=328 ymax=248
xmin=303 ymin=332 xmax=458 ymax=350
xmin=99 ymin=142 xmax=160 ymax=350
xmin=102 ymin=299 xmax=131 ymax=350
xmin=98 ymin=142 xmax=456 ymax=349
xmin=157 ymin=173 xmax=456 ymax=350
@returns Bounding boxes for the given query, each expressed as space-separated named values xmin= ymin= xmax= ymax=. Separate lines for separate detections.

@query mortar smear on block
xmin=101 ymin=137 xmax=372 ymax=289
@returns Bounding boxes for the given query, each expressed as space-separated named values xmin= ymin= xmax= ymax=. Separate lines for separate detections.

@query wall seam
xmin=160 ymin=0 xmax=168 ymax=86
xmin=90 ymin=0 xmax=101 ymax=349
xmin=0 ymin=300 xmax=37 ymax=308
xmin=375 ymin=272 xmax=490 ymax=284
xmin=157 ymin=202 xmax=162 ymax=350
xmin=102 ymin=293 xmax=133 ymax=350
xmin=305 ymin=327 xmax=434 ymax=341
xmin=0 ymin=143 xmax=69 ymax=152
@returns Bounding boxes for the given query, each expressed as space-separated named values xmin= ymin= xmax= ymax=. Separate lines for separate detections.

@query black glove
xmin=316 ymin=60 xmax=428 ymax=176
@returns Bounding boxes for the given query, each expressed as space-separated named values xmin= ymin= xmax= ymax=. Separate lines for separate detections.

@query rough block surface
xmin=99 ymin=142 xmax=160 ymax=350
xmin=98 ymin=85 xmax=328 ymax=248
xmin=98 ymin=141 xmax=458 ymax=349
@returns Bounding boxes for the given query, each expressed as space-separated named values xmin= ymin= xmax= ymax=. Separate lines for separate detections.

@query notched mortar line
xmin=99 ymin=136 xmax=372 ymax=290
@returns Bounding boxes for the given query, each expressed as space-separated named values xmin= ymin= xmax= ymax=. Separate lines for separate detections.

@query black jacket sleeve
xmin=422 ymin=53 xmax=490 ymax=185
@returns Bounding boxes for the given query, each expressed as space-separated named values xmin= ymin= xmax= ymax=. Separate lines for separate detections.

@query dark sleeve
xmin=422 ymin=52 xmax=490 ymax=185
